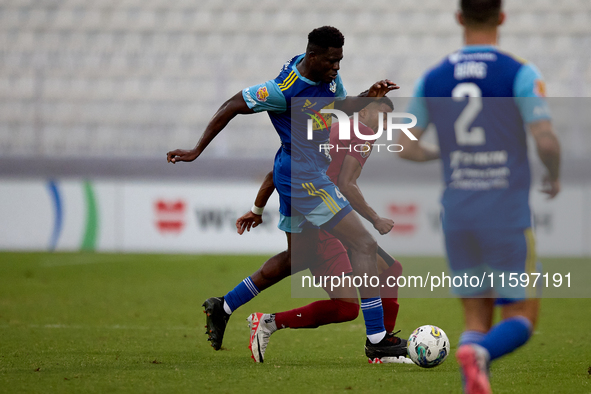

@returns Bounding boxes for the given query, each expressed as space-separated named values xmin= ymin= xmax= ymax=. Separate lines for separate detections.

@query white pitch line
xmin=39 ymin=254 xmax=204 ymax=268
xmin=40 ymin=257 xmax=130 ymax=267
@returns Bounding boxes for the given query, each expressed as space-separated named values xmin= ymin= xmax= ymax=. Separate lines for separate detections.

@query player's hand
xmin=367 ymin=79 xmax=399 ymax=98
xmin=373 ymin=217 xmax=394 ymax=235
xmin=540 ymin=174 xmax=560 ymax=199
xmin=236 ymin=211 xmax=263 ymax=235
xmin=166 ymin=149 xmax=199 ymax=164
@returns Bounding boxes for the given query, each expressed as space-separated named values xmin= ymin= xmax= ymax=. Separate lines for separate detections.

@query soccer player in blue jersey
xmin=236 ymin=98 xmax=409 ymax=364
xmin=167 ymin=26 xmax=403 ymax=360
xmin=398 ymin=1 xmax=561 ymax=393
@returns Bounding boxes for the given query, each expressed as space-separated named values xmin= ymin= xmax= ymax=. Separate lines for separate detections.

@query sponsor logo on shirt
xmin=449 ymin=150 xmax=511 ymax=190
xmin=243 ymin=88 xmax=256 ymax=107
xmin=534 ymin=79 xmax=547 ymax=97
xmin=329 ymin=80 xmax=337 ymax=93
xmin=305 ymin=102 xmax=334 ymax=131
xmin=256 ymin=86 xmax=269 ymax=102
xmin=360 ymin=141 xmax=373 ymax=158
xmin=302 ymin=99 xmax=317 ymax=110
xmin=449 ymin=150 xmax=508 ymax=168
xmin=309 ymin=108 xmax=417 ymax=141
xmin=448 ymin=51 xmax=497 ymax=64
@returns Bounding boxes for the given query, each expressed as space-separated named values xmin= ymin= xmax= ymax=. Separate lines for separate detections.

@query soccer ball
xmin=407 ymin=325 xmax=450 ymax=368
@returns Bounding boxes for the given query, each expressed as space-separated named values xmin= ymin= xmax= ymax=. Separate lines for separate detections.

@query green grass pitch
xmin=0 ymin=253 xmax=590 ymax=393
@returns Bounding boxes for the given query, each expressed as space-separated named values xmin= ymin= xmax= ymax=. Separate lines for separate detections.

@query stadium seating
xmin=0 ymin=0 xmax=589 ymax=159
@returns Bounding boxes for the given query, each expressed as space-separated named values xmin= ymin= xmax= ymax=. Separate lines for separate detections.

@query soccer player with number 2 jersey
xmin=399 ymin=1 xmax=561 ymax=393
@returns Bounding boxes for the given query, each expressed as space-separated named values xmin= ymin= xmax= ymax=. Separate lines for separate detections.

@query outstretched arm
xmin=397 ymin=126 xmax=440 ymax=162
xmin=167 ymin=91 xmax=254 ymax=163
xmin=529 ymin=119 xmax=561 ymax=198
xmin=335 ymin=79 xmax=399 ymax=115
xmin=337 ymin=155 xmax=393 ymax=235
xmin=236 ymin=171 xmax=276 ymax=234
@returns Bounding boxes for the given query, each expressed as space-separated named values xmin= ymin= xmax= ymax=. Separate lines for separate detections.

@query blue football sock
xmin=361 ymin=298 xmax=386 ymax=342
xmin=478 ymin=316 xmax=532 ymax=361
xmin=223 ymin=276 xmax=260 ymax=314
xmin=459 ymin=330 xmax=486 ymax=346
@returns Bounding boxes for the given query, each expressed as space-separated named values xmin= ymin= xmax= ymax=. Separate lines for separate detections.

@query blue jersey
xmin=408 ymin=45 xmax=551 ymax=230
xmin=242 ymin=54 xmax=347 ymax=198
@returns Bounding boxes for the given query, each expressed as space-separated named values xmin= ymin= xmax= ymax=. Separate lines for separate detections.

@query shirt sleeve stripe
xmin=279 ymin=74 xmax=299 ymax=91
xmin=277 ymin=71 xmax=296 ymax=89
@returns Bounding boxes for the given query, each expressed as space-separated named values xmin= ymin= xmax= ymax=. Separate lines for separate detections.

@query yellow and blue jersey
xmin=408 ymin=45 xmax=551 ymax=231
xmin=242 ymin=54 xmax=349 ymax=226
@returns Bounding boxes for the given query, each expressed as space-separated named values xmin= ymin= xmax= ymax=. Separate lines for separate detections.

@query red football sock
xmin=275 ymin=299 xmax=359 ymax=329
xmin=382 ymin=298 xmax=400 ymax=333
xmin=379 ymin=259 xmax=403 ymax=332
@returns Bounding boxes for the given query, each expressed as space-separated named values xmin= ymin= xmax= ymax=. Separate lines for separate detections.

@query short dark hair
xmin=307 ymin=26 xmax=345 ymax=53
xmin=374 ymin=96 xmax=394 ymax=111
xmin=460 ymin=0 xmax=502 ymax=27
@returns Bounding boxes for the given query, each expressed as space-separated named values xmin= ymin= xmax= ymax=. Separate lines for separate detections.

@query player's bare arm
xmin=236 ymin=171 xmax=275 ymax=235
xmin=337 ymin=155 xmax=394 ymax=235
xmin=397 ymin=126 xmax=440 ymax=162
xmin=336 ymin=79 xmax=399 ymax=115
xmin=529 ymin=119 xmax=561 ymax=198
xmin=167 ymin=91 xmax=255 ymax=164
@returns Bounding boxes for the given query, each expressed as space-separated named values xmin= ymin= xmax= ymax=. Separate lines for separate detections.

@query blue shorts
xmin=275 ymin=175 xmax=351 ymax=234
xmin=444 ymin=227 xmax=539 ymax=299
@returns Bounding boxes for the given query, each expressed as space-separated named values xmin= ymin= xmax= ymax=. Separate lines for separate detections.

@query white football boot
xmin=247 ymin=313 xmax=277 ymax=363
xmin=374 ymin=356 xmax=415 ymax=364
